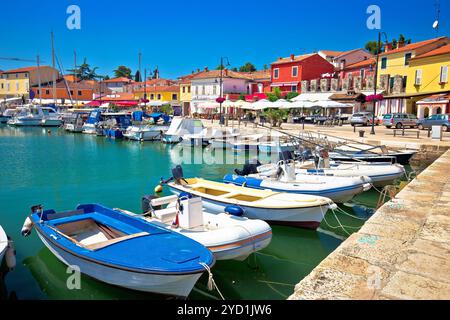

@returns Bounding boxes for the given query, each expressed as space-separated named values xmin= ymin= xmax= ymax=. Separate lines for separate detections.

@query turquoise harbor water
xmin=0 ymin=126 xmax=387 ymax=300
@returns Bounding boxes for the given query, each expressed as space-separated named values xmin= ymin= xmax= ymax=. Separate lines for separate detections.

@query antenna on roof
xmin=433 ymin=0 xmax=440 ymax=34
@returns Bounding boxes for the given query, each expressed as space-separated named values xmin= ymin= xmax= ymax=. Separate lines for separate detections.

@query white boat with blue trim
xmin=163 ymin=167 xmax=336 ymax=230
xmin=257 ymin=159 xmax=405 ymax=187
xmin=22 ymin=203 xmax=215 ymax=297
xmin=226 ymin=160 xmax=372 ymax=203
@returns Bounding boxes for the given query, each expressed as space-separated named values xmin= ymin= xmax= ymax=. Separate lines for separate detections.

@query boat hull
xmin=41 ymin=119 xmax=63 ymax=127
xmin=330 ymin=152 xmax=415 ymax=165
xmin=0 ymin=226 xmax=7 ymax=262
xmin=35 ymin=227 xmax=203 ymax=297
xmin=162 ymin=135 xmax=182 ymax=144
xmin=223 ymin=174 xmax=370 ymax=203
xmin=10 ymin=118 xmax=42 ymax=126
xmin=169 ymin=185 xmax=328 ymax=230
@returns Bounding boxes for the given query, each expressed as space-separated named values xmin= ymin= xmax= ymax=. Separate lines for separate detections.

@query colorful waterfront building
xmin=189 ymin=68 xmax=254 ymax=115
xmin=133 ymin=85 xmax=180 ymax=108
xmin=270 ymin=53 xmax=335 ymax=94
xmin=319 ymin=49 xmax=373 ymax=72
xmin=406 ymin=43 xmax=450 ymax=117
xmin=178 ymin=71 xmax=205 ymax=116
xmin=0 ymin=66 xmax=59 ymax=99
xmin=102 ymin=77 xmax=133 ymax=93
xmin=33 ymin=80 xmax=107 ymax=106
xmin=374 ymin=36 xmax=450 ymax=116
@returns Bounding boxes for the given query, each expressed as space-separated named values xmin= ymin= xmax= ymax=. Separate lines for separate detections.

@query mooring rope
xmin=199 ymin=262 xmax=225 ymax=300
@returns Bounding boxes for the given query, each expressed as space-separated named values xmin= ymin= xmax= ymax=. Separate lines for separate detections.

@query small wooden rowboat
xmin=22 ymin=204 xmax=214 ymax=297
xmin=166 ymin=178 xmax=336 ymax=230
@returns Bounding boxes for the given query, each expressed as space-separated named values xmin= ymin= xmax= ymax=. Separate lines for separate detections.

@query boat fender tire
xmin=224 ymin=205 xmax=244 ymax=217
xmin=142 ymin=195 xmax=161 ymax=214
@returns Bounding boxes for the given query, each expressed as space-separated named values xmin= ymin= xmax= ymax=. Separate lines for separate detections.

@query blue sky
xmin=0 ymin=0 xmax=448 ymax=79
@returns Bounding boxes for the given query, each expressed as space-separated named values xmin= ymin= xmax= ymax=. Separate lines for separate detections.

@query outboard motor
xmin=142 ymin=195 xmax=161 ymax=214
xmin=172 ymin=165 xmax=186 ymax=184
xmin=234 ymin=159 xmax=261 ymax=176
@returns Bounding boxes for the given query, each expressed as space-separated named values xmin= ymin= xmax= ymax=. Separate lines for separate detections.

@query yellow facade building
xmin=0 ymin=66 xmax=59 ymax=99
xmin=406 ymin=43 xmax=450 ymax=118
xmin=133 ymin=85 xmax=180 ymax=107
xmin=374 ymin=36 xmax=450 ymax=116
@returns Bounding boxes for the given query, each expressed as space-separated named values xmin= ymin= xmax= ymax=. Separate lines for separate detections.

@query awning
xmin=270 ymin=82 xmax=299 ymax=87
xmin=416 ymin=93 xmax=450 ymax=104
xmin=86 ymin=100 xmax=101 ymax=107
xmin=291 ymin=92 xmax=333 ymax=102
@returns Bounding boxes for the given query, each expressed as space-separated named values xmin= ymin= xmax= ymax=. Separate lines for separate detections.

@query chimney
xmin=384 ymin=41 xmax=393 ymax=53
xmin=197 ymin=68 xmax=200 ymax=73
xmin=398 ymin=40 xmax=405 ymax=48
xmin=204 ymin=66 xmax=209 ymax=72
xmin=290 ymin=54 xmax=295 ymax=61
xmin=278 ymin=57 xmax=283 ymax=61
xmin=224 ymin=68 xmax=228 ymax=76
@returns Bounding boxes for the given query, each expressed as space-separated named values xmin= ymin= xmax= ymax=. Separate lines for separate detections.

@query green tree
xmin=266 ymin=87 xmax=282 ymax=102
xmin=134 ymin=70 xmax=142 ymax=82
xmin=365 ymin=41 xmax=380 ymax=55
xmin=68 ymin=58 xmax=103 ymax=80
xmin=114 ymin=66 xmax=132 ymax=79
xmin=239 ymin=62 xmax=257 ymax=72
xmin=159 ymin=104 xmax=174 ymax=115
xmin=263 ymin=108 xmax=288 ymax=127
xmin=285 ymin=92 xmax=299 ymax=100
xmin=104 ymin=75 xmax=110 ymax=80
xmin=238 ymin=93 xmax=245 ymax=100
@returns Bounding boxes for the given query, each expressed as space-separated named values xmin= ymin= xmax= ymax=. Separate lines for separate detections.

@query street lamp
xmin=370 ymin=31 xmax=388 ymax=135
xmin=217 ymin=57 xmax=230 ymax=125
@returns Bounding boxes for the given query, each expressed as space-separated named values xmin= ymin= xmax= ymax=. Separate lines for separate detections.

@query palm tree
xmin=68 ymin=58 xmax=103 ymax=81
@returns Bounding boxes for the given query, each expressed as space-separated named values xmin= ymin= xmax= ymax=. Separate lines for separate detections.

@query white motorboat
xmin=8 ymin=105 xmax=42 ymax=126
xmin=124 ymin=112 xmax=170 ymax=141
xmin=117 ymin=194 xmax=272 ymax=261
xmin=0 ymin=225 xmax=8 ymax=262
xmin=124 ymin=124 xmax=168 ymax=141
xmin=63 ymin=110 xmax=91 ymax=133
xmin=226 ymin=160 xmax=372 ymax=203
xmin=0 ymin=109 xmax=17 ymax=124
xmin=82 ymin=109 xmax=103 ymax=134
xmin=258 ymin=159 xmax=406 ymax=187
xmin=40 ymin=107 xmax=63 ymax=127
xmin=181 ymin=127 xmax=240 ymax=147
xmin=163 ymin=167 xmax=336 ymax=230
xmin=162 ymin=117 xmax=204 ymax=144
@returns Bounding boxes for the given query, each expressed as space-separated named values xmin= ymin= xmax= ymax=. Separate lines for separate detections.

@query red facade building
xmin=270 ymin=53 xmax=335 ymax=94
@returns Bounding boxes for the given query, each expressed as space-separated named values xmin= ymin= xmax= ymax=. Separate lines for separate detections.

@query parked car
xmin=382 ymin=113 xmax=418 ymax=129
xmin=417 ymin=114 xmax=450 ymax=132
xmin=350 ymin=112 xmax=374 ymax=126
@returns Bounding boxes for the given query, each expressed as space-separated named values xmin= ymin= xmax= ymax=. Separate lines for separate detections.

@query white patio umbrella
xmin=280 ymin=100 xmax=315 ymax=109
xmin=271 ymin=99 xmax=290 ymax=109
xmin=311 ymin=100 xmax=352 ymax=108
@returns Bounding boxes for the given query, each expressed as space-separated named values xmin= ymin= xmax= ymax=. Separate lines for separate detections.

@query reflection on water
xmin=0 ymin=126 xmax=392 ymax=300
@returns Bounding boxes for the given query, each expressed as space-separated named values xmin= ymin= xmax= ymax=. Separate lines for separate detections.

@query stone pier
xmin=289 ymin=149 xmax=450 ymax=300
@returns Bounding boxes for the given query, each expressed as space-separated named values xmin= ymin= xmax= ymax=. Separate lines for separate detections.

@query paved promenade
xmin=201 ymin=119 xmax=450 ymax=149
xmin=288 ymin=149 xmax=450 ymax=300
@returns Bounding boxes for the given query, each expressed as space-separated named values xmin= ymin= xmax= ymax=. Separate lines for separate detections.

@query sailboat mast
xmin=74 ymin=50 xmax=77 ymax=107
xmin=51 ymin=31 xmax=56 ymax=105
xmin=37 ymin=54 xmax=42 ymax=105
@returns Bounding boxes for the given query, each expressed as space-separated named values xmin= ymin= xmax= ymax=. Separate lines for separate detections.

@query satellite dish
xmin=433 ymin=20 xmax=439 ymax=29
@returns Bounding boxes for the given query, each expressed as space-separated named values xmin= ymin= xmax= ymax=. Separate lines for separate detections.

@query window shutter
xmin=415 ymin=69 xmax=422 ymax=85
xmin=441 ymin=66 xmax=448 ymax=83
